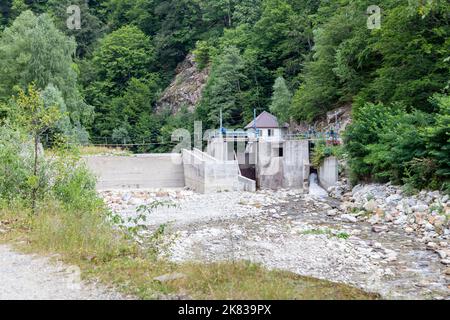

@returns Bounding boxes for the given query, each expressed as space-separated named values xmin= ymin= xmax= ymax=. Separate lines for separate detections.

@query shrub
xmin=344 ymin=94 xmax=449 ymax=192
xmin=311 ymin=140 xmax=344 ymax=169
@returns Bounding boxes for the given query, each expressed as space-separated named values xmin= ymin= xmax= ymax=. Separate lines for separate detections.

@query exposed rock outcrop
xmin=156 ymin=54 xmax=209 ymax=115
xmin=290 ymin=104 xmax=352 ymax=135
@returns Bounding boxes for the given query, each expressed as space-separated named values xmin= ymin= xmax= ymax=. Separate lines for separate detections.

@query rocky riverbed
xmin=100 ymin=186 xmax=450 ymax=300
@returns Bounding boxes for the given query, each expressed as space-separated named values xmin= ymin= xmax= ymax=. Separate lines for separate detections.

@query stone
xmin=426 ymin=242 xmax=438 ymax=251
xmin=363 ymin=199 xmax=378 ymax=213
xmin=444 ymin=268 xmax=450 ymax=276
xmin=341 ymin=214 xmax=358 ymax=223
xmin=153 ymin=273 xmax=187 ymax=283
xmin=412 ymin=204 xmax=429 ymax=213
xmin=440 ymin=259 xmax=450 ymax=266
xmin=340 ymin=201 xmax=354 ymax=212
xmin=373 ymin=242 xmax=383 ymax=249
xmin=368 ymin=215 xmax=381 ymax=225
xmin=405 ymin=227 xmax=414 ymax=234
xmin=372 ymin=225 xmax=388 ymax=233
xmin=327 ymin=209 xmax=339 ymax=217
xmin=437 ymin=250 xmax=448 ymax=260
xmin=424 ymin=222 xmax=435 ymax=232
xmin=386 ymin=194 xmax=402 ymax=204
xmin=121 ymin=193 xmax=132 ymax=202
xmin=432 ymin=216 xmax=446 ymax=228
xmin=375 ymin=208 xmax=385 ymax=217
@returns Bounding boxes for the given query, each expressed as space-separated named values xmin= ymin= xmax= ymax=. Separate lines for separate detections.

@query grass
xmin=0 ymin=200 xmax=378 ymax=300
xmin=78 ymin=146 xmax=132 ymax=156
xmin=300 ymin=228 xmax=350 ymax=240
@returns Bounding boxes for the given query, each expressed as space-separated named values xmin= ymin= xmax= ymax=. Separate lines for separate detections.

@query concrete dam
xmin=84 ymin=140 xmax=338 ymax=193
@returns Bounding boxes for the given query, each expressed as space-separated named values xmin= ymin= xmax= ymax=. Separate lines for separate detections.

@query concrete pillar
xmin=319 ymin=156 xmax=339 ymax=190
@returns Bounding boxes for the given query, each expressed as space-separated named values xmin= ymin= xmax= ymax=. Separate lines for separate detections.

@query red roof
xmin=245 ymin=111 xmax=288 ymax=129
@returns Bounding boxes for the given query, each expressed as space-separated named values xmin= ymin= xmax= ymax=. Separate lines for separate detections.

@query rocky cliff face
xmin=290 ymin=104 xmax=352 ymax=135
xmin=156 ymin=54 xmax=209 ymax=115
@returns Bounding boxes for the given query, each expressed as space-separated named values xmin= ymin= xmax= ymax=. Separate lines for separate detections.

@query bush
xmin=0 ymin=126 xmax=31 ymax=200
xmin=344 ymin=95 xmax=449 ymax=192
xmin=0 ymin=125 xmax=102 ymax=210
xmin=311 ymin=140 xmax=343 ymax=169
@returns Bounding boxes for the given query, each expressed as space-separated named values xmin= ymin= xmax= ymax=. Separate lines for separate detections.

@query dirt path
xmin=0 ymin=245 xmax=123 ymax=300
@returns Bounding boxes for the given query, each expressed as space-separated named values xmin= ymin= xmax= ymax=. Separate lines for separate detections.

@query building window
xmin=268 ymin=129 xmax=273 ymax=137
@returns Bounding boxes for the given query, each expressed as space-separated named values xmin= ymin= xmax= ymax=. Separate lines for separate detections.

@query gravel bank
xmin=100 ymin=187 xmax=450 ymax=299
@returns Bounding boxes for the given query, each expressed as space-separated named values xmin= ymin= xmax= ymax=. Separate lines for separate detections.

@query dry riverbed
xmin=101 ymin=188 xmax=450 ymax=300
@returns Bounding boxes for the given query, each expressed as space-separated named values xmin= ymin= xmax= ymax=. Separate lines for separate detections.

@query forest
xmin=0 ymin=0 xmax=449 ymax=192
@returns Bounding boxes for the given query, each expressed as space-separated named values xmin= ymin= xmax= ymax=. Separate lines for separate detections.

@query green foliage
xmin=47 ymin=0 xmax=106 ymax=58
xmin=85 ymin=25 xmax=160 ymax=144
xmin=157 ymin=106 xmax=194 ymax=153
xmin=12 ymin=84 xmax=62 ymax=212
xmin=196 ymin=46 xmax=246 ymax=128
xmin=193 ymin=40 xmax=211 ymax=70
xmin=269 ymin=76 xmax=292 ymax=123
xmin=0 ymin=125 xmax=31 ymax=200
xmin=345 ymin=95 xmax=449 ymax=192
xmin=90 ymin=25 xmax=156 ymax=95
xmin=0 ymin=11 xmax=92 ymax=138
xmin=311 ymin=141 xmax=344 ymax=169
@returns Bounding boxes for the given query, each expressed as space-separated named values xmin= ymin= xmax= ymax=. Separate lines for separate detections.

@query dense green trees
xmin=84 ymin=25 xmax=159 ymax=145
xmin=197 ymin=46 xmax=246 ymax=128
xmin=0 ymin=0 xmax=448 ymax=190
xmin=345 ymin=94 xmax=449 ymax=193
xmin=0 ymin=11 xmax=91 ymax=142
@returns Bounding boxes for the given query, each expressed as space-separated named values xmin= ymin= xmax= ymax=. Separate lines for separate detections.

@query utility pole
xmin=220 ymin=108 xmax=223 ymax=138
xmin=253 ymin=108 xmax=257 ymax=139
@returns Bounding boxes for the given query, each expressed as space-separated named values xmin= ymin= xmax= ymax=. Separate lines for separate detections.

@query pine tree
xmin=269 ymin=76 xmax=292 ymax=123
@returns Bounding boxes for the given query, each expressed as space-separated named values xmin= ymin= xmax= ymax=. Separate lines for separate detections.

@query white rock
xmin=440 ymin=259 xmax=450 ymax=266
xmin=341 ymin=214 xmax=358 ymax=223
xmin=412 ymin=204 xmax=429 ymax=212
xmin=437 ymin=250 xmax=448 ymax=259
xmin=405 ymin=227 xmax=414 ymax=234
xmin=386 ymin=194 xmax=402 ymax=204
xmin=368 ymin=215 xmax=381 ymax=225
xmin=153 ymin=273 xmax=187 ymax=283
xmin=364 ymin=199 xmax=378 ymax=212
xmin=424 ymin=222 xmax=435 ymax=232
xmin=121 ymin=193 xmax=132 ymax=202
xmin=327 ymin=209 xmax=339 ymax=217
xmin=372 ymin=225 xmax=389 ymax=233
